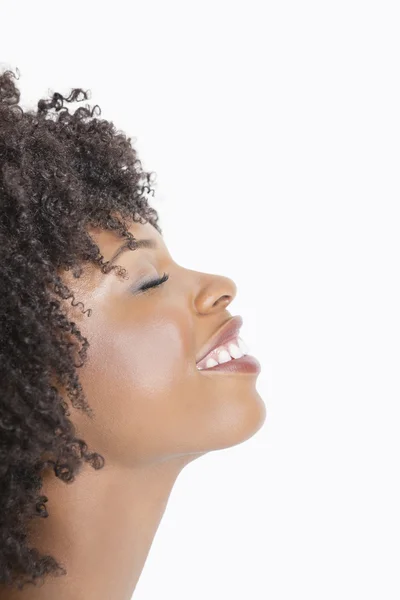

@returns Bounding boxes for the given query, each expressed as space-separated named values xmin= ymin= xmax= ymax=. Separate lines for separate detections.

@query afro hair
xmin=0 ymin=67 xmax=162 ymax=591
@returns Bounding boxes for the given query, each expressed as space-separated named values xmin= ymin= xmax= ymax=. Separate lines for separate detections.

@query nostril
xmin=214 ymin=295 xmax=231 ymax=307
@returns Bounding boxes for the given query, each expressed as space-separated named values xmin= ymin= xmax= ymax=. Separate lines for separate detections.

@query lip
xmin=198 ymin=354 xmax=261 ymax=374
xmin=195 ymin=315 xmax=244 ymax=365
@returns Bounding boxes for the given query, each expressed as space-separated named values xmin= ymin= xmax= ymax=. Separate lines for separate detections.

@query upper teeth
xmin=196 ymin=336 xmax=249 ymax=370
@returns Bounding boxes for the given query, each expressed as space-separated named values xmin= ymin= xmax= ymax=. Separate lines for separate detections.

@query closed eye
xmin=137 ymin=272 xmax=170 ymax=294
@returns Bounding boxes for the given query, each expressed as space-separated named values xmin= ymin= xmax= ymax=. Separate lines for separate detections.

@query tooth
xmin=237 ymin=337 xmax=249 ymax=355
xmin=206 ymin=358 xmax=219 ymax=368
xmin=217 ymin=349 xmax=231 ymax=364
xmin=228 ymin=343 xmax=244 ymax=359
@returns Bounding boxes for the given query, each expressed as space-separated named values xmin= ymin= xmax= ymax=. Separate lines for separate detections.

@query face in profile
xmin=59 ymin=217 xmax=267 ymax=470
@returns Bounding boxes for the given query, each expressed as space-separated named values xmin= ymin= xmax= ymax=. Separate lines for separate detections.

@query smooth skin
xmin=2 ymin=218 xmax=266 ymax=600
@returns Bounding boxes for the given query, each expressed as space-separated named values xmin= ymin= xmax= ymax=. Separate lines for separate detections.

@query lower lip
xmin=197 ymin=354 xmax=261 ymax=374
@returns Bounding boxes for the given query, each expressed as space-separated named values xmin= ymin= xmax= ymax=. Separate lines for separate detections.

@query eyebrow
xmin=108 ymin=238 xmax=157 ymax=268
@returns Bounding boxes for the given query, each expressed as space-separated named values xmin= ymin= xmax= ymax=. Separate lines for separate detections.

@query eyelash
xmin=137 ymin=272 xmax=170 ymax=294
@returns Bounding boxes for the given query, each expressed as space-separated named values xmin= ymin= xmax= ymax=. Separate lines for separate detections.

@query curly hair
xmin=0 ymin=67 xmax=162 ymax=591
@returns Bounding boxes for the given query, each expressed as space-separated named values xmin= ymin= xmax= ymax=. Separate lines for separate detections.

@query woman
xmin=0 ymin=68 xmax=266 ymax=599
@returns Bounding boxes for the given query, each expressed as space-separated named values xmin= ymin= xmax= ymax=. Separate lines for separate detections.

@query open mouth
xmin=196 ymin=335 xmax=249 ymax=370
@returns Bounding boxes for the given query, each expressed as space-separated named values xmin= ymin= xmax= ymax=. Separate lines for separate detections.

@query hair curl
xmin=0 ymin=67 xmax=162 ymax=591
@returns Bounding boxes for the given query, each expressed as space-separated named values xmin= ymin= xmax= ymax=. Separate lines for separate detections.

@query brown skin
xmin=3 ymin=219 xmax=266 ymax=599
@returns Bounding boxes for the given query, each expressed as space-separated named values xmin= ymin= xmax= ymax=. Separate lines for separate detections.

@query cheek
xmin=73 ymin=314 xmax=194 ymax=466
xmin=88 ymin=303 xmax=192 ymax=393
xmin=115 ymin=320 xmax=188 ymax=392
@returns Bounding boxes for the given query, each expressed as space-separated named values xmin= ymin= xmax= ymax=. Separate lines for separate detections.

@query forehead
xmin=87 ymin=219 xmax=163 ymax=257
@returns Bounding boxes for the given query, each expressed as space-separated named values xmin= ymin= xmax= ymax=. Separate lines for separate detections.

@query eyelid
xmin=135 ymin=272 xmax=170 ymax=294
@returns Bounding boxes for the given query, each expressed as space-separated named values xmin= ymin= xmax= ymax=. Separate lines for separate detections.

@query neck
xmin=5 ymin=455 xmax=198 ymax=600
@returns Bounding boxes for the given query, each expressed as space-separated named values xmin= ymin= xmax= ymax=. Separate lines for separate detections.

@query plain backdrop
xmin=1 ymin=1 xmax=399 ymax=598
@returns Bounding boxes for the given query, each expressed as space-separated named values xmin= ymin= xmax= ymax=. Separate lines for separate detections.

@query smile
xmin=196 ymin=335 xmax=249 ymax=370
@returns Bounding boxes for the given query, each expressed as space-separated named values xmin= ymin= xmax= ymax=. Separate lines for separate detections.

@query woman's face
xmin=59 ymin=218 xmax=266 ymax=468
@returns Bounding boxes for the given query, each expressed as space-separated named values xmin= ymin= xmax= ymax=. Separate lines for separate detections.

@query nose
xmin=193 ymin=272 xmax=237 ymax=315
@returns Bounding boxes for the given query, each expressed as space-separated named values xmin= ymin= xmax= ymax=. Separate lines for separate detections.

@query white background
xmin=1 ymin=1 xmax=399 ymax=598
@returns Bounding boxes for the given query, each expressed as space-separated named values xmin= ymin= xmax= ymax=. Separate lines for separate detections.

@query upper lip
xmin=195 ymin=315 xmax=243 ymax=365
